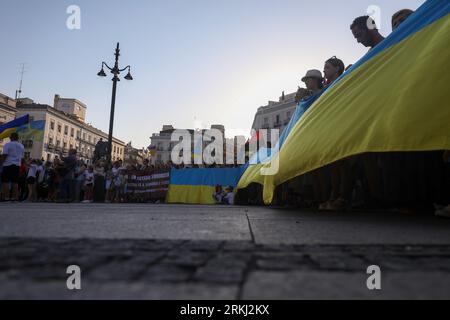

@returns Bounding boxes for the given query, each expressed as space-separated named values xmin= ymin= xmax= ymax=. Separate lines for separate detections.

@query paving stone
xmin=142 ymin=264 xmax=194 ymax=283
xmin=163 ymin=251 xmax=212 ymax=267
xmin=1 ymin=203 xmax=450 ymax=299
xmin=193 ymin=266 xmax=245 ymax=284
xmin=242 ymin=271 xmax=450 ymax=300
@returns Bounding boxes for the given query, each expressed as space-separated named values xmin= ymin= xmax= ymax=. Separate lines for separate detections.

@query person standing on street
xmin=0 ymin=132 xmax=25 ymax=202
xmin=58 ymin=149 xmax=77 ymax=202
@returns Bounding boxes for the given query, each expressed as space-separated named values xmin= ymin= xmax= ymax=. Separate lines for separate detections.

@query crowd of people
xmin=237 ymin=11 xmax=450 ymax=218
xmin=0 ymin=133 xmax=171 ymax=203
xmin=1 ymin=11 xmax=449 ymax=217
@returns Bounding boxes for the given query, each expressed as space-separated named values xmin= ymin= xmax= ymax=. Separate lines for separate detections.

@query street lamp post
xmin=97 ymin=42 xmax=133 ymax=162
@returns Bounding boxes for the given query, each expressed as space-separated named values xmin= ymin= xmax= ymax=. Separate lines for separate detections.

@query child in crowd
xmin=222 ymin=186 xmax=235 ymax=205
xmin=26 ymin=159 xmax=40 ymax=202
xmin=213 ymin=185 xmax=225 ymax=203
xmin=82 ymin=166 xmax=94 ymax=203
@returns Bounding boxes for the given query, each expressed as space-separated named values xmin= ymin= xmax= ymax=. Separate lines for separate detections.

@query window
xmin=63 ymin=142 xmax=67 ymax=149
xmin=57 ymin=124 xmax=62 ymax=133
xmin=83 ymin=133 xmax=86 ymax=140
xmin=50 ymin=120 xmax=55 ymax=130
xmin=114 ymin=146 xmax=116 ymax=153
xmin=88 ymin=135 xmax=91 ymax=143
xmin=264 ymin=117 xmax=268 ymax=124
xmin=76 ymin=130 xmax=80 ymax=138
xmin=64 ymin=125 xmax=68 ymax=135
xmin=56 ymin=140 xmax=60 ymax=147
xmin=70 ymin=128 xmax=74 ymax=137
xmin=276 ymin=115 xmax=280 ymax=124
xmin=48 ymin=137 xmax=53 ymax=145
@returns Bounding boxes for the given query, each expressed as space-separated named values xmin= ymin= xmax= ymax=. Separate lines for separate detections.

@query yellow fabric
xmin=0 ymin=128 xmax=17 ymax=140
xmin=166 ymin=185 xmax=217 ymax=204
xmin=237 ymin=15 xmax=450 ymax=204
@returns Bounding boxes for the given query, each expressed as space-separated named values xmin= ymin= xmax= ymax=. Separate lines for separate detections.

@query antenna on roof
xmin=15 ymin=63 xmax=27 ymax=100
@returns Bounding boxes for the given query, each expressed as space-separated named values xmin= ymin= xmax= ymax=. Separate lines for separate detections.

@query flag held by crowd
xmin=0 ymin=114 xmax=29 ymax=139
xmin=237 ymin=0 xmax=450 ymax=204
xmin=166 ymin=167 xmax=244 ymax=204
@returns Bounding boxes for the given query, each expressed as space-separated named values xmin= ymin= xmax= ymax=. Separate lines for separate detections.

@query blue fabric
xmin=170 ymin=167 xmax=245 ymax=187
xmin=0 ymin=114 xmax=29 ymax=132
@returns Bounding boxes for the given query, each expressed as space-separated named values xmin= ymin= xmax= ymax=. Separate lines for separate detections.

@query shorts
xmin=1 ymin=165 xmax=20 ymax=183
xmin=26 ymin=177 xmax=36 ymax=185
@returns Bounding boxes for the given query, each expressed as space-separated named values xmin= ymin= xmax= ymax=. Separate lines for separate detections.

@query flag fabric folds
xmin=166 ymin=167 xmax=245 ymax=204
xmin=16 ymin=120 xmax=45 ymax=142
xmin=0 ymin=115 xmax=29 ymax=140
xmin=237 ymin=0 xmax=450 ymax=204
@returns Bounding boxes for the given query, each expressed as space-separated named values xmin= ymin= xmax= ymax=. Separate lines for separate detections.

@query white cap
xmin=301 ymin=69 xmax=323 ymax=82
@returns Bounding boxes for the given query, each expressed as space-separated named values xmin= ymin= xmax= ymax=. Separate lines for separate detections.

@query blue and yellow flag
xmin=166 ymin=167 xmax=244 ymax=204
xmin=0 ymin=115 xmax=29 ymax=140
xmin=237 ymin=0 xmax=450 ymax=204
xmin=16 ymin=120 xmax=45 ymax=142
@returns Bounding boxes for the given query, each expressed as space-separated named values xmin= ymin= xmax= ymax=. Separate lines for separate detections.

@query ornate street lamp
xmin=97 ymin=42 xmax=133 ymax=162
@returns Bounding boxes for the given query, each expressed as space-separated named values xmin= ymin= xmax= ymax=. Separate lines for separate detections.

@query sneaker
xmin=318 ymin=200 xmax=333 ymax=211
xmin=435 ymin=205 xmax=450 ymax=218
xmin=326 ymin=198 xmax=350 ymax=212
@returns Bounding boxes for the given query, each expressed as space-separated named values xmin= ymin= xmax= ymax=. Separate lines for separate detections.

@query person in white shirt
xmin=26 ymin=159 xmax=40 ymax=202
xmin=83 ymin=166 xmax=95 ymax=203
xmin=0 ymin=132 xmax=24 ymax=201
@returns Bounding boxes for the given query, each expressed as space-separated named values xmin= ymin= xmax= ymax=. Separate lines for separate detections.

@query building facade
xmin=124 ymin=141 xmax=150 ymax=166
xmin=250 ymin=91 xmax=297 ymax=145
xmin=149 ymin=124 xmax=245 ymax=165
xmin=0 ymin=93 xmax=17 ymax=153
xmin=13 ymin=95 xmax=125 ymax=163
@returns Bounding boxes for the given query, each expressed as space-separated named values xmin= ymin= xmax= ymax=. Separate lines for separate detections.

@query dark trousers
xmin=59 ymin=178 xmax=74 ymax=201
xmin=329 ymin=159 xmax=354 ymax=202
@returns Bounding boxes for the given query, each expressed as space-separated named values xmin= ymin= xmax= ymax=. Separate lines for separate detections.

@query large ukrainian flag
xmin=237 ymin=0 xmax=450 ymax=204
xmin=166 ymin=167 xmax=244 ymax=204
xmin=0 ymin=115 xmax=30 ymax=140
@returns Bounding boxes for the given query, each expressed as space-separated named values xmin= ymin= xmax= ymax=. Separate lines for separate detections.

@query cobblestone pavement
xmin=1 ymin=203 xmax=450 ymax=299
xmin=2 ymin=238 xmax=450 ymax=299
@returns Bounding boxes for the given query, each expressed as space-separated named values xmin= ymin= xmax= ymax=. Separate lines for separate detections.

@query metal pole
xmin=107 ymin=43 xmax=120 ymax=163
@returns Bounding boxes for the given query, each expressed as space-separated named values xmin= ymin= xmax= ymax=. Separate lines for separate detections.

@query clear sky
xmin=0 ymin=0 xmax=425 ymax=148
